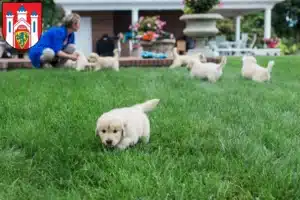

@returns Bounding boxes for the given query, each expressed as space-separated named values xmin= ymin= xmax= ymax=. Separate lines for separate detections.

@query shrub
xmin=279 ymin=37 xmax=299 ymax=55
xmin=183 ymin=0 xmax=220 ymax=14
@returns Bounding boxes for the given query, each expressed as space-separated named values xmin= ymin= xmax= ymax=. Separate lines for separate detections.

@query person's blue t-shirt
xmin=28 ymin=25 xmax=75 ymax=68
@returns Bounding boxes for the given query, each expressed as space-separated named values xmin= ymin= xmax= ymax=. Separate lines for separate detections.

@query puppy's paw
xmin=116 ymin=143 xmax=130 ymax=150
xmin=43 ymin=63 xmax=53 ymax=69
xmin=140 ymin=136 xmax=150 ymax=144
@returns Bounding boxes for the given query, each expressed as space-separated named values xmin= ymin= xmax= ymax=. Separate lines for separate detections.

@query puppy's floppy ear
xmin=122 ymin=119 xmax=127 ymax=129
xmin=95 ymin=127 xmax=99 ymax=137
xmin=95 ymin=117 xmax=100 ymax=137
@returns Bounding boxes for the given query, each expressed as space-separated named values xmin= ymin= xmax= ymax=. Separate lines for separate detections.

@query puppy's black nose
xmin=106 ymin=139 xmax=112 ymax=145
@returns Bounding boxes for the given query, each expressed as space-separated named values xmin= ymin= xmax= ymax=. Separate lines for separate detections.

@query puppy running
xmin=88 ymin=49 xmax=120 ymax=71
xmin=187 ymin=56 xmax=227 ymax=83
xmin=169 ymin=47 xmax=207 ymax=69
xmin=241 ymin=56 xmax=274 ymax=82
xmin=95 ymin=99 xmax=160 ymax=150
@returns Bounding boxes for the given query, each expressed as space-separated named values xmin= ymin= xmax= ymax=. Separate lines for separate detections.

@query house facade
xmin=54 ymin=0 xmax=284 ymax=56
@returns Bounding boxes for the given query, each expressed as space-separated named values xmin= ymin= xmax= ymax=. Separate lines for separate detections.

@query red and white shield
xmin=1 ymin=2 xmax=42 ymax=50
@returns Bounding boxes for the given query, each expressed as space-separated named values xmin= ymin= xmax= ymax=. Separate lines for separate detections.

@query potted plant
xmin=179 ymin=0 xmax=223 ymax=57
xmin=264 ymin=37 xmax=280 ymax=48
xmin=129 ymin=16 xmax=176 ymax=57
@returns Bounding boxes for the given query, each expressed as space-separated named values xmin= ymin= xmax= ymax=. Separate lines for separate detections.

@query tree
xmin=241 ymin=12 xmax=265 ymax=47
xmin=272 ymin=0 xmax=300 ymax=41
xmin=217 ymin=17 xmax=235 ymax=41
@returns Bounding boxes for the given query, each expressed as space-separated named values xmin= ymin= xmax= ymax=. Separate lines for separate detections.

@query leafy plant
xmin=129 ymin=16 xmax=174 ymax=42
xmin=183 ymin=0 xmax=220 ymax=14
xmin=279 ymin=37 xmax=299 ymax=55
xmin=217 ymin=17 xmax=235 ymax=40
xmin=241 ymin=12 xmax=265 ymax=47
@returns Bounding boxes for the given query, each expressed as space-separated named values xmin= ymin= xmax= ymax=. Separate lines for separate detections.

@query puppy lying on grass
xmin=187 ymin=56 xmax=227 ymax=83
xmin=95 ymin=99 xmax=160 ymax=150
xmin=241 ymin=56 xmax=275 ymax=82
xmin=169 ymin=47 xmax=207 ymax=69
xmin=88 ymin=49 xmax=120 ymax=71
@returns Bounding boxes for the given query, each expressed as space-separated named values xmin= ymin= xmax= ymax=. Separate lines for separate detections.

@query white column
xmin=130 ymin=8 xmax=139 ymax=56
xmin=235 ymin=15 xmax=241 ymax=42
xmin=131 ymin=9 xmax=139 ymax=26
xmin=264 ymin=8 xmax=272 ymax=39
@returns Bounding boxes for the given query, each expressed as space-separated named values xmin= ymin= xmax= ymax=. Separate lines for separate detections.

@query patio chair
xmin=229 ymin=33 xmax=257 ymax=56
xmin=214 ymin=35 xmax=233 ymax=56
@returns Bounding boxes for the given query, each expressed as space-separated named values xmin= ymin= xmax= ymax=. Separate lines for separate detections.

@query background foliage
xmin=217 ymin=0 xmax=300 ymax=54
xmin=183 ymin=0 xmax=220 ymax=14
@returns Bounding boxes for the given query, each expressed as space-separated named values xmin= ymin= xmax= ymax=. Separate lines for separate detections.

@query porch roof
xmin=56 ymin=0 xmax=284 ymax=17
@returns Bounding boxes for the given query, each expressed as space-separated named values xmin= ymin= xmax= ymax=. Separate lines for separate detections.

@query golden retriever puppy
xmin=95 ymin=99 xmax=160 ymax=150
xmin=88 ymin=49 xmax=120 ymax=71
xmin=187 ymin=56 xmax=227 ymax=83
xmin=169 ymin=47 xmax=207 ymax=69
xmin=241 ymin=56 xmax=275 ymax=82
xmin=64 ymin=50 xmax=95 ymax=71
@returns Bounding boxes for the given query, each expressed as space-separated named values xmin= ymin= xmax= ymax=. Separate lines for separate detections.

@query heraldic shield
xmin=2 ymin=2 xmax=42 ymax=50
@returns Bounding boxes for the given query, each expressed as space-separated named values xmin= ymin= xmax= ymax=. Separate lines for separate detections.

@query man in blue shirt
xmin=29 ymin=13 xmax=81 ymax=68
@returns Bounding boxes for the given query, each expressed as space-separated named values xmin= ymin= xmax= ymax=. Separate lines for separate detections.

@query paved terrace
xmin=0 ymin=57 xmax=221 ymax=71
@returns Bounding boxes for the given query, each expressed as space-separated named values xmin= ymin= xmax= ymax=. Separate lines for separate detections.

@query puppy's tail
xmin=198 ymin=53 xmax=207 ymax=62
xmin=113 ymin=49 xmax=119 ymax=58
xmin=267 ymin=60 xmax=275 ymax=73
xmin=133 ymin=99 xmax=160 ymax=113
xmin=172 ymin=47 xmax=179 ymax=58
xmin=217 ymin=56 xmax=227 ymax=70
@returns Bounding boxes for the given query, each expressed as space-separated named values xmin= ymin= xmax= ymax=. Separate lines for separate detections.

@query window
xmin=33 ymin=21 xmax=36 ymax=33
xmin=8 ymin=22 xmax=11 ymax=33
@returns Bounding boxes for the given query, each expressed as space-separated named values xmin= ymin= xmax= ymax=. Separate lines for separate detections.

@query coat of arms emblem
xmin=1 ymin=2 xmax=42 ymax=50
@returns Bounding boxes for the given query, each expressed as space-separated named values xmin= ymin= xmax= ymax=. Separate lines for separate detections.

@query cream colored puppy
xmin=64 ymin=50 xmax=95 ymax=71
xmin=187 ymin=56 xmax=227 ymax=83
xmin=88 ymin=49 xmax=120 ymax=71
xmin=241 ymin=56 xmax=274 ymax=82
xmin=95 ymin=99 xmax=160 ymax=150
xmin=169 ymin=47 xmax=207 ymax=69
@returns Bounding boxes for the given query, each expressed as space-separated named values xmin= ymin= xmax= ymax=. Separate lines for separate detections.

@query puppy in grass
xmin=88 ymin=49 xmax=120 ymax=71
xmin=169 ymin=47 xmax=207 ymax=69
xmin=241 ymin=55 xmax=275 ymax=82
xmin=95 ymin=99 xmax=160 ymax=150
xmin=186 ymin=56 xmax=227 ymax=83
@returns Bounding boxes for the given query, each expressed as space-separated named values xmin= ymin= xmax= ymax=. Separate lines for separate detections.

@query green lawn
xmin=0 ymin=56 xmax=300 ymax=200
